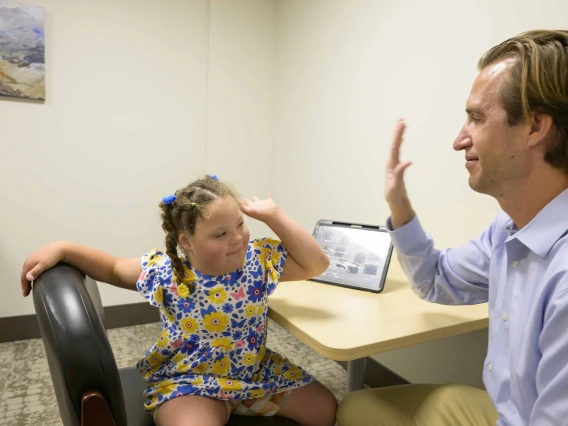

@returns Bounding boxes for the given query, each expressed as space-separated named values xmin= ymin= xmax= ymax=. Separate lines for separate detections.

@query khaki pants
xmin=337 ymin=384 xmax=499 ymax=426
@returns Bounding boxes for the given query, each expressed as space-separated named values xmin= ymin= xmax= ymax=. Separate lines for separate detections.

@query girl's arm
xmin=21 ymin=241 xmax=141 ymax=296
xmin=241 ymin=195 xmax=329 ymax=282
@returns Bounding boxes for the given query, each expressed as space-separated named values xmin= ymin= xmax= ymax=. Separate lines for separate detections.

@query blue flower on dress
xmin=177 ymin=299 xmax=195 ymax=313
xmin=222 ymin=303 xmax=233 ymax=314
xmin=172 ymin=384 xmax=198 ymax=398
xmin=247 ymin=280 xmax=265 ymax=303
xmin=163 ymin=289 xmax=175 ymax=306
xmin=249 ymin=263 xmax=263 ymax=279
xmin=180 ymin=341 xmax=198 ymax=355
xmin=233 ymin=330 xmax=243 ymax=340
xmin=247 ymin=330 xmax=258 ymax=351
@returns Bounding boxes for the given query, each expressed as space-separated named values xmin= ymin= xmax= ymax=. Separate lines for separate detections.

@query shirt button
xmin=488 ymin=363 xmax=493 ymax=371
xmin=502 ymin=313 xmax=508 ymax=321
xmin=512 ymin=260 xmax=520 ymax=268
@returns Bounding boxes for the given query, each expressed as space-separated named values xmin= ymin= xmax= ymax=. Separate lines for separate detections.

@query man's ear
xmin=527 ymin=112 xmax=555 ymax=148
xmin=178 ymin=233 xmax=192 ymax=253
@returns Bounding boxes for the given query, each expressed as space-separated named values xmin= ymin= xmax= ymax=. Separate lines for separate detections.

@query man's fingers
xmin=394 ymin=161 xmax=412 ymax=178
xmin=252 ymin=196 xmax=260 ymax=203
xmin=389 ymin=119 xmax=406 ymax=164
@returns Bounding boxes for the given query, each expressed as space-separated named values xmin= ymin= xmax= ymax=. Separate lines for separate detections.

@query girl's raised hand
xmin=240 ymin=193 xmax=281 ymax=222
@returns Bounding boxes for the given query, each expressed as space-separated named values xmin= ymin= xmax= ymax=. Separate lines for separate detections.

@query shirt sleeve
xmin=136 ymin=249 xmax=168 ymax=308
xmin=251 ymin=238 xmax=288 ymax=296
xmin=530 ymin=287 xmax=568 ymax=425
xmin=387 ymin=215 xmax=495 ymax=305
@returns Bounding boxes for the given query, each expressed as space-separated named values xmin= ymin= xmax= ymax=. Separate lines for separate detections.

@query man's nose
xmin=453 ymin=125 xmax=472 ymax=151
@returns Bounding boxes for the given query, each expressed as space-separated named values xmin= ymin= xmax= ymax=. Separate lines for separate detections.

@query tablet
xmin=310 ymin=220 xmax=393 ymax=293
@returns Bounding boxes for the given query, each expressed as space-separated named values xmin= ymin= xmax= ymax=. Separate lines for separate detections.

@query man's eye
xmin=216 ymin=232 xmax=226 ymax=238
xmin=238 ymin=222 xmax=244 ymax=228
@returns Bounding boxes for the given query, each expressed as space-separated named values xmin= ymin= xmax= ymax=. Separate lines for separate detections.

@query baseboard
xmin=336 ymin=358 xmax=410 ymax=388
xmin=0 ymin=302 xmax=159 ymax=344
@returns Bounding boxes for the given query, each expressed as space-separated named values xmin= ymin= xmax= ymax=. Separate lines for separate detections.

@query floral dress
xmin=136 ymin=238 xmax=314 ymax=411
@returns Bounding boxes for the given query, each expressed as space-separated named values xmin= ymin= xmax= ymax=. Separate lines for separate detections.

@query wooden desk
xmin=268 ymin=278 xmax=488 ymax=391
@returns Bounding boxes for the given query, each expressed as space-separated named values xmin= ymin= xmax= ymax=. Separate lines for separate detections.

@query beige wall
xmin=272 ymin=0 xmax=568 ymax=389
xmin=0 ymin=0 xmax=276 ymax=317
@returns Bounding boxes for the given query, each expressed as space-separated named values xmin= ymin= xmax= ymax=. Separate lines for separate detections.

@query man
xmin=337 ymin=30 xmax=568 ymax=426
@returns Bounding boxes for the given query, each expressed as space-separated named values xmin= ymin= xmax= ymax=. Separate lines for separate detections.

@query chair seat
xmin=119 ymin=367 xmax=299 ymax=425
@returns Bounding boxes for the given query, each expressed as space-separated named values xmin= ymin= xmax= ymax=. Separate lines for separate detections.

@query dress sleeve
xmin=251 ymin=238 xmax=288 ymax=296
xmin=136 ymin=249 xmax=168 ymax=308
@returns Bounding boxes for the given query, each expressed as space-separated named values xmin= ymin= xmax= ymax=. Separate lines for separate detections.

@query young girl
xmin=20 ymin=175 xmax=336 ymax=426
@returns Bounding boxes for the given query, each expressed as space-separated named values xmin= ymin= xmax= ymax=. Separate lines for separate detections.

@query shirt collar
xmin=506 ymin=188 xmax=568 ymax=257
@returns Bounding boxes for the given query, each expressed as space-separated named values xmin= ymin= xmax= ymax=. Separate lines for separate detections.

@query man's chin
xmin=468 ymin=176 xmax=493 ymax=196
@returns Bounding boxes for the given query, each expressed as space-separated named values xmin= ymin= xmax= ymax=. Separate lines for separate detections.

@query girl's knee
xmin=307 ymin=383 xmax=338 ymax=426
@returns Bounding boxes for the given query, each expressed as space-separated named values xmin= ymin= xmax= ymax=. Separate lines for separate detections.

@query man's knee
xmin=337 ymin=384 xmax=496 ymax=426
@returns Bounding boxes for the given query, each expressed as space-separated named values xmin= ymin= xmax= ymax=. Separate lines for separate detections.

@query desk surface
xmin=267 ymin=279 xmax=489 ymax=361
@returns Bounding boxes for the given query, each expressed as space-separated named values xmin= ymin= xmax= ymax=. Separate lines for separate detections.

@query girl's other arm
xmin=241 ymin=194 xmax=329 ymax=282
xmin=21 ymin=241 xmax=141 ymax=296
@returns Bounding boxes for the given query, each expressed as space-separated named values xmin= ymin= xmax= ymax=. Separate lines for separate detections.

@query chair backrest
xmin=33 ymin=263 xmax=127 ymax=426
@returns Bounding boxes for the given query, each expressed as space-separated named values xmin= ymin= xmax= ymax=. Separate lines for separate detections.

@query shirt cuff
xmin=386 ymin=215 xmax=428 ymax=254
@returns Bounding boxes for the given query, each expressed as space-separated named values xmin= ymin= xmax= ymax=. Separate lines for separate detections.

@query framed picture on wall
xmin=0 ymin=2 xmax=45 ymax=100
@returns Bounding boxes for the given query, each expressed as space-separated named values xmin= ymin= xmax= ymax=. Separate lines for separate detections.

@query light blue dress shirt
xmin=387 ymin=189 xmax=568 ymax=426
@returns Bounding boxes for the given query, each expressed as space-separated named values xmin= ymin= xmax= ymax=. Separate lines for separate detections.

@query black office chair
xmin=32 ymin=263 xmax=299 ymax=426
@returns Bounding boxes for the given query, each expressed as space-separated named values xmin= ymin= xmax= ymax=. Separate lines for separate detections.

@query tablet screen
xmin=312 ymin=221 xmax=392 ymax=292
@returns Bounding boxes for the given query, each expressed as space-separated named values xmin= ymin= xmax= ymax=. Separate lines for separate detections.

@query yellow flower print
xmin=242 ymin=352 xmax=255 ymax=366
xmin=256 ymin=346 xmax=266 ymax=364
xmin=257 ymin=304 xmax=265 ymax=315
xmin=218 ymin=378 xmax=242 ymax=391
xmin=180 ymin=317 xmax=198 ymax=335
xmin=177 ymin=361 xmax=191 ymax=372
xmin=250 ymin=389 xmax=264 ymax=399
xmin=252 ymin=240 xmax=264 ymax=250
xmin=181 ymin=265 xmax=197 ymax=284
xmin=194 ymin=362 xmax=209 ymax=373
xmin=207 ymin=287 xmax=228 ymax=304
xmin=244 ymin=305 xmax=256 ymax=317
xmin=271 ymin=353 xmax=284 ymax=364
xmin=213 ymin=357 xmax=230 ymax=376
xmin=190 ymin=376 xmax=204 ymax=386
xmin=150 ymin=394 xmax=160 ymax=407
xmin=274 ymin=364 xmax=282 ymax=375
xmin=203 ymin=311 xmax=229 ymax=333
xmin=156 ymin=330 xmax=169 ymax=349
xmin=177 ymin=283 xmax=190 ymax=298
xmin=284 ymin=367 xmax=303 ymax=381
xmin=147 ymin=349 xmax=168 ymax=367
xmin=211 ymin=337 xmax=232 ymax=347
xmin=158 ymin=379 xmax=175 ymax=391
xmin=265 ymin=248 xmax=281 ymax=267
xmin=154 ymin=286 xmax=163 ymax=305
xmin=171 ymin=352 xmax=184 ymax=364
xmin=267 ymin=266 xmax=278 ymax=282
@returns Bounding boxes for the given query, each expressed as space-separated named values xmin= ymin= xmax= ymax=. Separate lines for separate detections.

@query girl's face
xmin=179 ymin=195 xmax=250 ymax=276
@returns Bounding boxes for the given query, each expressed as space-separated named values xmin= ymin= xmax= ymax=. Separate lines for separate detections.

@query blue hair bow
xmin=209 ymin=174 xmax=219 ymax=181
xmin=162 ymin=194 xmax=177 ymax=205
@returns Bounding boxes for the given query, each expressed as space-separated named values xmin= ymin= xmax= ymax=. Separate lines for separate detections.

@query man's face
xmin=453 ymin=59 xmax=531 ymax=197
